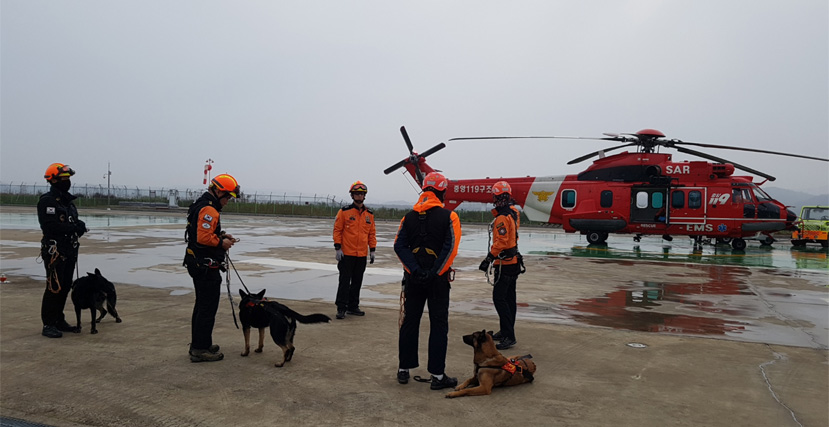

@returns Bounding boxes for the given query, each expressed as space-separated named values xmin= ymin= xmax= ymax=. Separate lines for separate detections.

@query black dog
xmin=239 ymin=289 xmax=330 ymax=367
xmin=71 ymin=268 xmax=121 ymax=334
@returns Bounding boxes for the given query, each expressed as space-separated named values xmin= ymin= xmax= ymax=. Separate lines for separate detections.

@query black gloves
xmin=74 ymin=220 xmax=87 ymax=237
xmin=479 ymin=254 xmax=495 ymax=272
xmin=413 ymin=269 xmax=433 ymax=283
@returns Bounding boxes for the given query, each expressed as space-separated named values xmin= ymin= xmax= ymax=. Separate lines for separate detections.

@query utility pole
xmin=103 ymin=162 xmax=112 ymax=207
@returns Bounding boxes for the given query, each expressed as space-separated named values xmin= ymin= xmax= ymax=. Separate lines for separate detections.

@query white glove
xmin=369 ymin=251 xmax=375 ymax=264
xmin=335 ymin=249 xmax=344 ymax=261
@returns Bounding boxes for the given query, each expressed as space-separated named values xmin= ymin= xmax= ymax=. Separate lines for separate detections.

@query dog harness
xmin=477 ymin=354 xmax=534 ymax=385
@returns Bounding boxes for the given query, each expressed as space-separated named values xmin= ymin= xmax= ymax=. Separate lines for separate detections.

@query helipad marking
xmin=240 ymin=258 xmax=403 ymax=276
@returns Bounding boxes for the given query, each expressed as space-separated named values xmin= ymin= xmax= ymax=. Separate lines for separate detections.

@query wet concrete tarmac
xmin=1 ymin=209 xmax=827 ymax=350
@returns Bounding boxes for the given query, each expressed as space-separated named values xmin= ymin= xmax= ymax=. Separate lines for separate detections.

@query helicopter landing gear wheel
xmin=586 ymin=231 xmax=608 ymax=245
xmin=760 ymin=236 xmax=775 ymax=246
xmin=731 ymin=238 xmax=747 ymax=250
xmin=716 ymin=237 xmax=732 ymax=245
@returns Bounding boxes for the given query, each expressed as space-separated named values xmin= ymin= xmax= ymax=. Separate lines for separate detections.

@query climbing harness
xmin=477 ymin=354 xmax=535 ymax=385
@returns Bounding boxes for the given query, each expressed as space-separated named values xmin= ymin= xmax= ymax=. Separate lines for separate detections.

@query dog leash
xmin=224 ymin=253 xmax=249 ymax=330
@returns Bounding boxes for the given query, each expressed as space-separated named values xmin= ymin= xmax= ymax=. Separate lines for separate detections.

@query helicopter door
xmin=630 ymin=188 xmax=668 ymax=223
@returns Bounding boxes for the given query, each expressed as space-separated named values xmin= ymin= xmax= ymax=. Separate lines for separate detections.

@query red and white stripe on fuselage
xmin=443 ymin=175 xmax=567 ymax=224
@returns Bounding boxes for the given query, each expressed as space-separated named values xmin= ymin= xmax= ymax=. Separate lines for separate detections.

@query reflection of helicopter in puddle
xmin=563 ymin=270 xmax=751 ymax=336
xmin=788 ymin=246 xmax=829 ymax=270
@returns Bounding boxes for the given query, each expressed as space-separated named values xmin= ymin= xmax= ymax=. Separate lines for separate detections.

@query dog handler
xmin=183 ymin=174 xmax=239 ymax=362
xmin=479 ymin=181 xmax=524 ymax=350
xmin=394 ymin=172 xmax=461 ymax=390
xmin=38 ymin=163 xmax=87 ymax=338
xmin=332 ymin=181 xmax=376 ymax=319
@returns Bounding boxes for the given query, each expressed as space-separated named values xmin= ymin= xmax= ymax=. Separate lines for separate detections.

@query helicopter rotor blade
xmin=448 ymin=135 xmax=614 ymax=142
xmin=669 ymin=140 xmax=829 ymax=162
xmin=567 ymin=143 xmax=639 ymax=165
xmin=383 ymin=159 xmax=408 ymax=175
xmin=674 ymin=146 xmax=777 ymax=181
xmin=419 ymin=142 xmax=446 ymax=158
xmin=400 ymin=126 xmax=414 ymax=154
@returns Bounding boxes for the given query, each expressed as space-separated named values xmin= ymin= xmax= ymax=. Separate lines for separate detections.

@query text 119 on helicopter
xmin=384 ymin=126 xmax=829 ymax=250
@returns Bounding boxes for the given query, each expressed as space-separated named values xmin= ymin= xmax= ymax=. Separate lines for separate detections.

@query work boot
xmin=55 ymin=320 xmax=81 ymax=333
xmin=491 ymin=331 xmax=504 ymax=341
xmin=190 ymin=348 xmax=224 ymax=363
xmin=397 ymin=370 xmax=410 ymax=384
xmin=42 ymin=325 xmax=63 ymax=338
xmin=190 ymin=344 xmax=221 ymax=356
xmin=496 ymin=338 xmax=517 ymax=350
xmin=336 ymin=309 xmax=346 ymax=320
xmin=346 ymin=307 xmax=365 ymax=316
xmin=430 ymin=374 xmax=458 ymax=390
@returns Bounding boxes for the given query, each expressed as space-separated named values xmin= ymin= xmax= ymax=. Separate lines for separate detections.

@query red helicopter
xmin=384 ymin=126 xmax=829 ymax=250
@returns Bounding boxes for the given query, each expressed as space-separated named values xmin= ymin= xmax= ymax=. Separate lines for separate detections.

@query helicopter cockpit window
xmin=671 ymin=191 xmax=685 ymax=208
xmin=561 ymin=190 xmax=576 ymax=208
xmin=600 ymin=190 xmax=613 ymax=208
xmin=689 ymin=191 xmax=702 ymax=209
xmin=732 ymin=188 xmax=752 ymax=204
xmin=750 ymin=185 xmax=773 ymax=202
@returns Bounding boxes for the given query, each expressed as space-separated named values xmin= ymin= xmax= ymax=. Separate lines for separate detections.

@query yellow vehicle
xmin=791 ymin=206 xmax=829 ymax=248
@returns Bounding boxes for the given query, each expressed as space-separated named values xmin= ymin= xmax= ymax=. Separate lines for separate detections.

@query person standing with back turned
xmin=394 ymin=172 xmax=461 ymax=390
xmin=183 ymin=174 xmax=240 ymax=362
xmin=38 ymin=163 xmax=86 ymax=338
xmin=332 ymin=181 xmax=376 ymax=319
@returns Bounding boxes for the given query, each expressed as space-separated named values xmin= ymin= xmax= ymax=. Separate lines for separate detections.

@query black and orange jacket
xmin=333 ymin=203 xmax=376 ymax=257
xmin=490 ymin=206 xmax=519 ymax=266
xmin=185 ymin=191 xmax=226 ymax=262
xmin=393 ymin=191 xmax=461 ymax=276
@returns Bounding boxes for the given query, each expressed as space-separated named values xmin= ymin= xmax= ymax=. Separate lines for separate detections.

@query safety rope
xmin=46 ymin=248 xmax=61 ymax=294
xmin=398 ymin=287 xmax=406 ymax=329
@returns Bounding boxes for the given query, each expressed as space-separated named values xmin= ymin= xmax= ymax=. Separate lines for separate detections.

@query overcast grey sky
xmin=2 ymin=1 xmax=827 ymax=204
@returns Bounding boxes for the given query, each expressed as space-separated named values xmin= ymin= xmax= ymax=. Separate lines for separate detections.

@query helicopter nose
xmin=785 ymin=208 xmax=798 ymax=230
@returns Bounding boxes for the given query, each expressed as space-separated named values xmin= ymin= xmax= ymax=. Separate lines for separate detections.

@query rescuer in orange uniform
xmin=394 ymin=172 xmax=462 ymax=390
xmin=333 ymin=181 xmax=377 ymax=319
xmin=183 ymin=174 xmax=239 ymax=362
xmin=479 ymin=181 xmax=523 ymax=350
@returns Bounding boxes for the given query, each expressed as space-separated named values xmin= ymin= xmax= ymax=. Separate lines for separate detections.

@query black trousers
xmin=398 ymin=275 xmax=450 ymax=375
xmin=41 ymin=254 xmax=77 ymax=326
xmin=189 ymin=266 xmax=222 ymax=350
xmin=336 ymin=255 xmax=367 ymax=310
xmin=492 ymin=264 xmax=519 ymax=341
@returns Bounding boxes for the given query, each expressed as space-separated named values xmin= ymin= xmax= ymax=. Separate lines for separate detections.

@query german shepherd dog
xmin=70 ymin=268 xmax=122 ymax=334
xmin=445 ymin=330 xmax=536 ymax=398
xmin=239 ymin=289 xmax=331 ymax=367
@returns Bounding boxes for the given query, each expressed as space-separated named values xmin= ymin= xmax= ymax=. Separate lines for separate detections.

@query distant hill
xmin=763 ymin=187 xmax=829 ymax=213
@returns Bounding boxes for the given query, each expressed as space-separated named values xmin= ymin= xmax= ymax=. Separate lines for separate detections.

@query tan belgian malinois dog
xmin=445 ymin=330 xmax=536 ymax=398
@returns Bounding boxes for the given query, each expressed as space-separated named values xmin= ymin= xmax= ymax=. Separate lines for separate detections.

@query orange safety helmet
xmin=421 ymin=172 xmax=448 ymax=192
xmin=492 ymin=181 xmax=511 ymax=196
xmin=349 ymin=181 xmax=368 ymax=193
xmin=210 ymin=174 xmax=240 ymax=198
xmin=44 ymin=163 xmax=75 ymax=182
